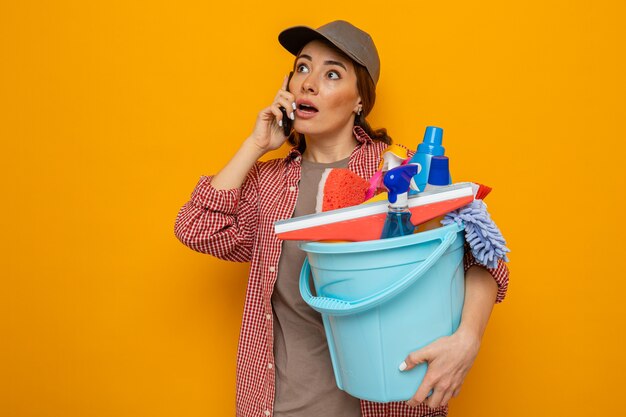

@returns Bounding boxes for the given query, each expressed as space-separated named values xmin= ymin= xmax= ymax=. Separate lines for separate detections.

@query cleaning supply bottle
xmin=419 ymin=156 xmax=452 ymax=232
xmin=424 ymin=156 xmax=451 ymax=191
xmin=380 ymin=164 xmax=419 ymax=239
xmin=408 ymin=126 xmax=445 ymax=195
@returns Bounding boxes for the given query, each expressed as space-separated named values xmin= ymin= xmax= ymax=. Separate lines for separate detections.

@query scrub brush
xmin=316 ymin=168 xmax=370 ymax=213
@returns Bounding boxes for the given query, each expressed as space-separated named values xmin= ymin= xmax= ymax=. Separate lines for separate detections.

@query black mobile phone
xmin=280 ymin=71 xmax=294 ymax=136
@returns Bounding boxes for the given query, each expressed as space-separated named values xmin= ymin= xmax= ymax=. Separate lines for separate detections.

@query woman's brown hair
xmin=287 ymin=42 xmax=392 ymax=154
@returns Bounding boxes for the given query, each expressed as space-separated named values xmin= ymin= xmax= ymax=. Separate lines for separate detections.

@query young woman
xmin=175 ymin=20 xmax=509 ymax=417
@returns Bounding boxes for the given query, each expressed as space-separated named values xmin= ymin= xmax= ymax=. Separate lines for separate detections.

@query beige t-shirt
xmin=272 ymin=157 xmax=361 ymax=417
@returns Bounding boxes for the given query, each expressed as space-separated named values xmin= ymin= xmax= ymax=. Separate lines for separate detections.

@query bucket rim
xmin=299 ymin=222 xmax=464 ymax=254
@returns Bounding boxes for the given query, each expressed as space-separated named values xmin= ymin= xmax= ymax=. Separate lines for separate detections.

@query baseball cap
xmin=278 ymin=20 xmax=380 ymax=85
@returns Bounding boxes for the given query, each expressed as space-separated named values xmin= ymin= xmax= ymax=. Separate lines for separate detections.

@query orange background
xmin=2 ymin=1 xmax=625 ymax=416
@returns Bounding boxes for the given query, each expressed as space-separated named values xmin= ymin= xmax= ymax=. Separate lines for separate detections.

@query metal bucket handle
xmin=299 ymin=230 xmax=458 ymax=316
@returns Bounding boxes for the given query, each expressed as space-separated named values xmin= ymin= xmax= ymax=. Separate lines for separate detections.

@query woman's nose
xmin=301 ymin=75 xmax=318 ymax=94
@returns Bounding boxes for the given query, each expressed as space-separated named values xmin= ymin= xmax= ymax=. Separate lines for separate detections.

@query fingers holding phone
xmin=273 ymin=93 xmax=295 ymax=131
xmin=276 ymin=71 xmax=295 ymax=136
xmin=249 ymin=74 xmax=296 ymax=153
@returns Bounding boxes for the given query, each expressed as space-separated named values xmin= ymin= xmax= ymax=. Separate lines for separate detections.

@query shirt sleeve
xmin=173 ymin=165 xmax=259 ymax=263
xmin=463 ymin=246 xmax=509 ymax=303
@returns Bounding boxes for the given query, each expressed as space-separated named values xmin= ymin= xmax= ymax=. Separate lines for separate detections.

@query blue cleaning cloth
xmin=441 ymin=199 xmax=510 ymax=269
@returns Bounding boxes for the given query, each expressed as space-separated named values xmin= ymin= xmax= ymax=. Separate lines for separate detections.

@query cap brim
xmin=278 ymin=26 xmax=326 ymax=56
xmin=278 ymin=23 xmax=378 ymax=85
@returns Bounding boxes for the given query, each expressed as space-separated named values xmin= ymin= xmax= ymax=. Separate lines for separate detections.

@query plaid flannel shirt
xmin=174 ymin=127 xmax=509 ymax=417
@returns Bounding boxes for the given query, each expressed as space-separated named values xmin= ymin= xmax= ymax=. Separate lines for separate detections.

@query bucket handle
xmin=299 ymin=230 xmax=458 ymax=316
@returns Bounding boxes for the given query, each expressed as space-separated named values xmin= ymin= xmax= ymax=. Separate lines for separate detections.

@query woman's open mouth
xmin=295 ymin=100 xmax=319 ymax=119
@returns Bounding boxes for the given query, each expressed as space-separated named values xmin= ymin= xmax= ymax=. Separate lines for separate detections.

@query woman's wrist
xmin=209 ymin=138 xmax=265 ymax=191
xmin=242 ymin=136 xmax=268 ymax=160
xmin=454 ymin=323 xmax=482 ymax=350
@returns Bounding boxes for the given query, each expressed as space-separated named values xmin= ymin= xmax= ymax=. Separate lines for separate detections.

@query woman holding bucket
xmin=174 ymin=20 xmax=509 ymax=417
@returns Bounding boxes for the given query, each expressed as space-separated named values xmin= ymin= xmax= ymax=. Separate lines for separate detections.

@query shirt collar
xmin=286 ymin=126 xmax=374 ymax=162
xmin=353 ymin=126 xmax=374 ymax=145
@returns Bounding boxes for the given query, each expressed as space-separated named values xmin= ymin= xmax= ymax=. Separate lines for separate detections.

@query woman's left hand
xmin=400 ymin=328 xmax=481 ymax=409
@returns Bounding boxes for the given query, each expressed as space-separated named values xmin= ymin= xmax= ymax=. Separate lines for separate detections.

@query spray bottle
xmin=380 ymin=164 xmax=419 ymax=239
xmin=408 ymin=126 xmax=445 ymax=195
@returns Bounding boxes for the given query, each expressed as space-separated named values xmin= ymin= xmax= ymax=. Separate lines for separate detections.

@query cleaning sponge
xmin=316 ymin=168 xmax=370 ymax=213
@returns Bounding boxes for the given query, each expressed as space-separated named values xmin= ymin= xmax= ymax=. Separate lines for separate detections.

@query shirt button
xmin=269 ymin=266 xmax=276 ymax=273
xmin=289 ymin=186 xmax=296 ymax=192
xmin=268 ymin=362 xmax=273 ymax=369
xmin=266 ymin=314 xmax=272 ymax=320
xmin=264 ymin=411 xmax=271 ymax=416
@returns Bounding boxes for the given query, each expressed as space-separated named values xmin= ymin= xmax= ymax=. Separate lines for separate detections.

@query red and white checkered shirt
xmin=174 ymin=127 xmax=509 ymax=417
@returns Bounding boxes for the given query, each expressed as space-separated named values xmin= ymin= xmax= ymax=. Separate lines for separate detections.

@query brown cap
xmin=278 ymin=20 xmax=380 ymax=85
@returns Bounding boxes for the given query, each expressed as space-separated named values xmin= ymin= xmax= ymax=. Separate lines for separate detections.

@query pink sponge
xmin=316 ymin=168 xmax=370 ymax=213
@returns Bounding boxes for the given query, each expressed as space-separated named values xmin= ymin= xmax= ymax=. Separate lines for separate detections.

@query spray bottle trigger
xmin=409 ymin=163 xmax=421 ymax=192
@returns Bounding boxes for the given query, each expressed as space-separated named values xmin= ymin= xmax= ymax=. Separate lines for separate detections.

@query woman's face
xmin=289 ymin=40 xmax=361 ymax=138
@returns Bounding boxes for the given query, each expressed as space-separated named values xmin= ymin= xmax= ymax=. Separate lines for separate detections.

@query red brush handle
xmin=475 ymin=183 xmax=492 ymax=200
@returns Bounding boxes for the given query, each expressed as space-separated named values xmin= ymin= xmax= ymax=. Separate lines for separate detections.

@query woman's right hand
xmin=210 ymin=76 xmax=297 ymax=191
xmin=247 ymin=75 xmax=296 ymax=154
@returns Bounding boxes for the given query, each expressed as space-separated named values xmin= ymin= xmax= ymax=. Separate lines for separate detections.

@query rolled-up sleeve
xmin=463 ymin=248 xmax=509 ymax=303
xmin=174 ymin=166 xmax=259 ymax=263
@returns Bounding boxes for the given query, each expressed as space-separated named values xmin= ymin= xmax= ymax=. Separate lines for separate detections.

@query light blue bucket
xmin=298 ymin=222 xmax=466 ymax=402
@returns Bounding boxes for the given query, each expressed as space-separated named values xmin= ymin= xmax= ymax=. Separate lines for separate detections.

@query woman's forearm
xmin=402 ymin=264 xmax=500 ymax=407
xmin=457 ymin=265 xmax=499 ymax=341
xmin=210 ymin=137 xmax=265 ymax=190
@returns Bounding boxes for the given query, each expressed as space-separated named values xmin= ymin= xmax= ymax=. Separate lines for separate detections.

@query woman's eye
xmin=296 ymin=64 xmax=309 ymax=73
xmin=327 ymin=71 xmax=340 ymax=80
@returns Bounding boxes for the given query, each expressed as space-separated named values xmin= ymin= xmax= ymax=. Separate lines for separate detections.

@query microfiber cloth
xmin=316 ymin=168 xmax=370 ymax=213
xmin=441 ymin=198 xmax=510 ymax=269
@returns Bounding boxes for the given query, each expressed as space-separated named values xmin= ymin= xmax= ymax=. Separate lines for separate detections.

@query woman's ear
xmin=354 ymin=98 xmax=363 ymax=115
